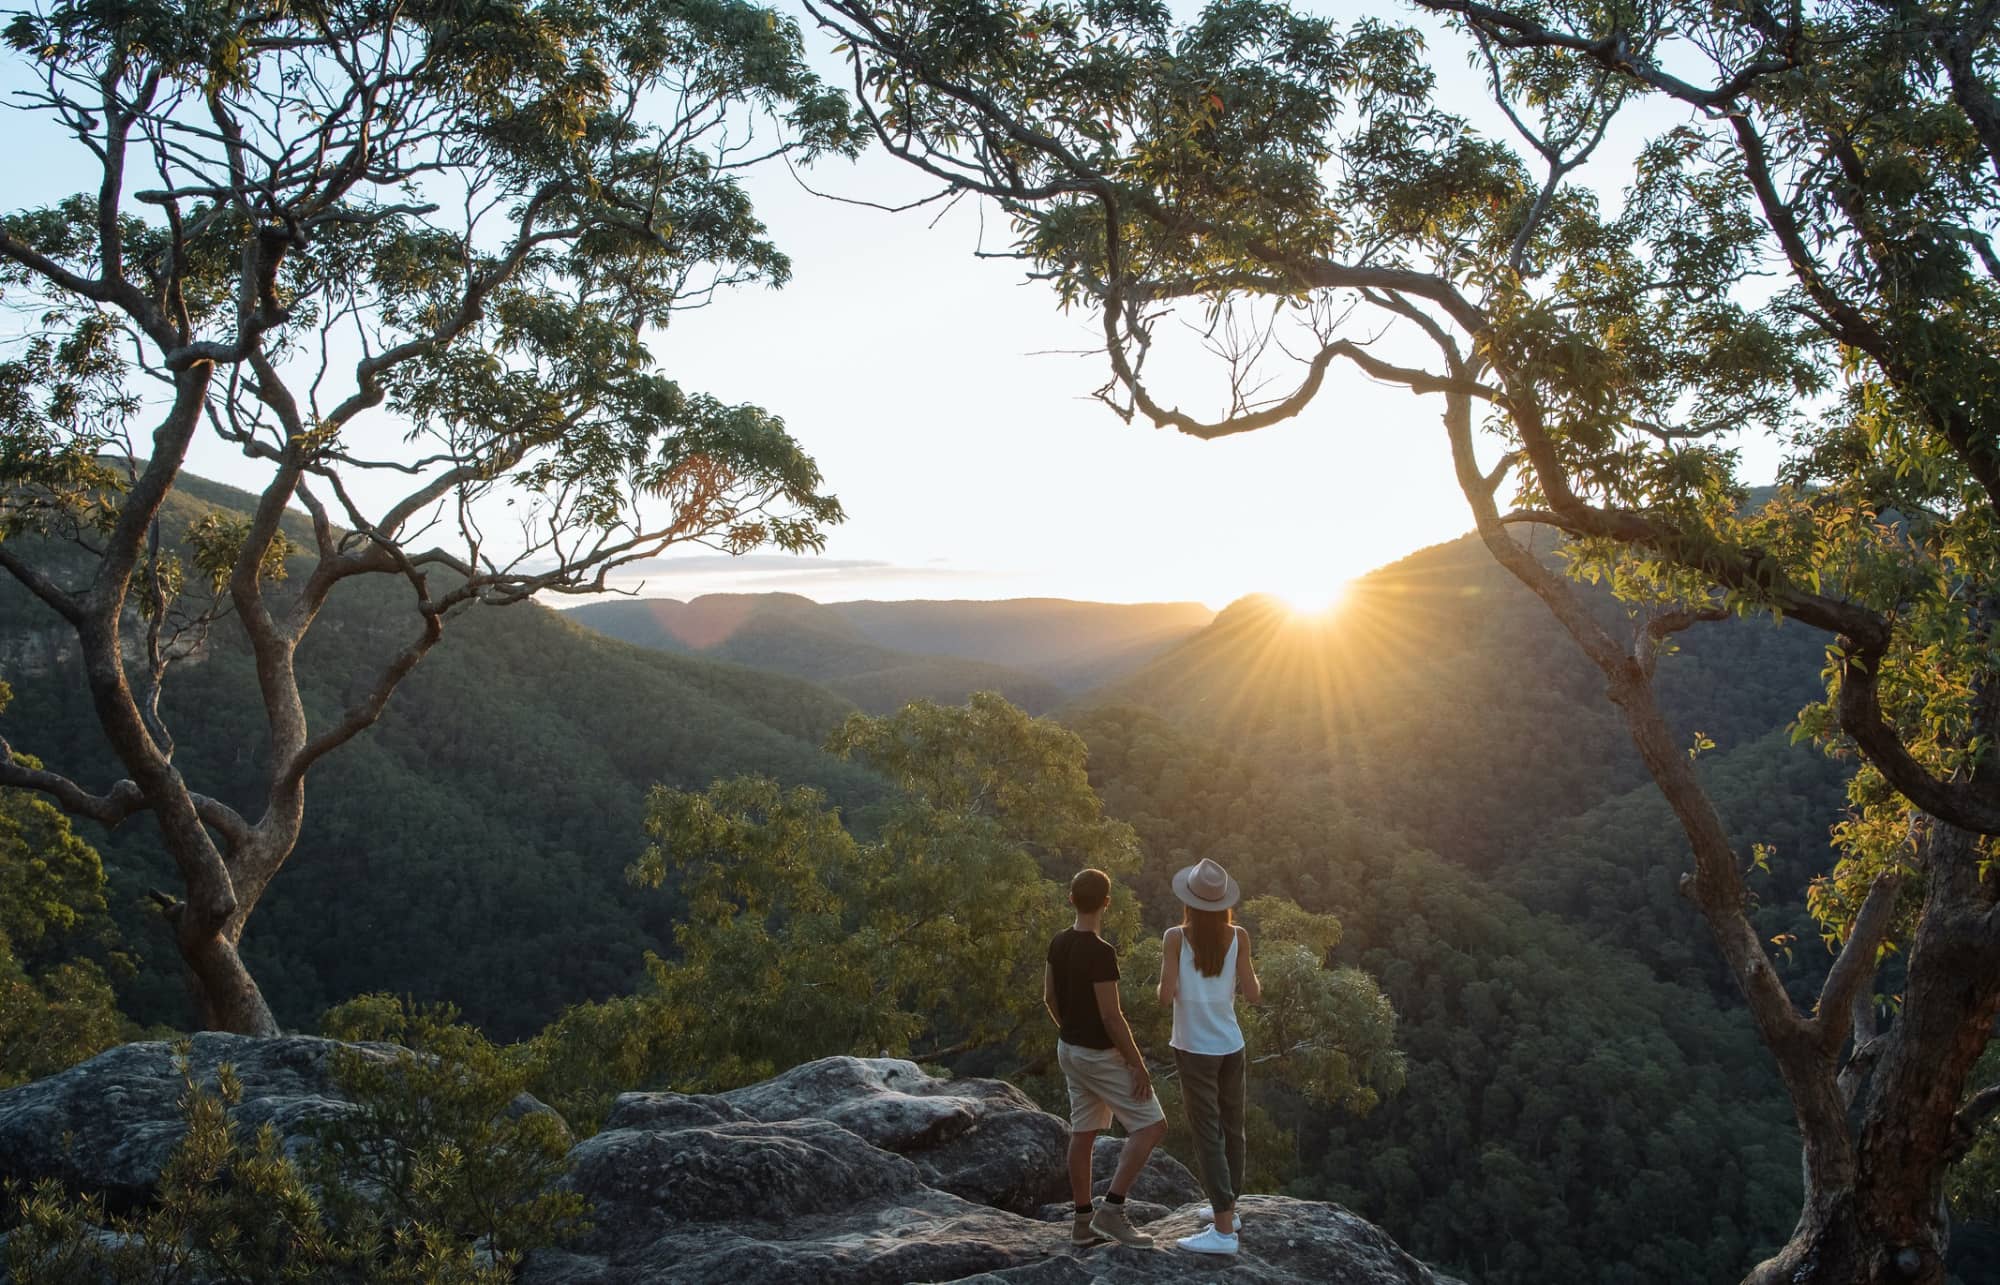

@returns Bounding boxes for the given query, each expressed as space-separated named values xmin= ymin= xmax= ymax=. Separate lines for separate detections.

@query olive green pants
xmin=1173 ymin=1046 xmax=1246 ymax=1215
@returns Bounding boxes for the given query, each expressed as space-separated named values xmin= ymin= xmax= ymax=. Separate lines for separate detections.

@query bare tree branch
xmin=1813 ymin=872 xmax=1906 ymax=1054
xmin=0 ymin=544 xmax=86 ymax=625
xmin=1952 ymin=1082 xmax=2000 ymax=1160
xmin=0 ymin=737 xmax=251 ymax=849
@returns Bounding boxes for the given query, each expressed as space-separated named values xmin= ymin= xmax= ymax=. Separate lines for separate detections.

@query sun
xmin=1273 ymin=579 xmax=1349 ymax=616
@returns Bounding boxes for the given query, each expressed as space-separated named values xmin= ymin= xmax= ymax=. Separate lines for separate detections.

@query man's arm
xmin=1094 ymin=980 xmax=1154 ymax=1100
xmin=1235 ymin=926 xmax=1263 ymax=1004
xmin=1156 ymin=926 xmax=1181 ymax=1005
xmin=1043 ymin=962 xmax=1061 ymax=1027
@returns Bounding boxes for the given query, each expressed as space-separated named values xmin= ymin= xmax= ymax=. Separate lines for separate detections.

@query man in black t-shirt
xmin=1042 ymin=868 xmax=1166 ymax=1249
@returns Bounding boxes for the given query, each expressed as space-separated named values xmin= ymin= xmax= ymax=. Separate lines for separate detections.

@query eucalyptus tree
xmin=806 ymin=1 xmax=2000 ymax=1280
xmin=625 ymin=694 xmax=1149 ymax=1089
xmin=617 ymin=693 xmax=1402 ymax=1124
xmin=0 ymin=0 xmax=856 ymax=1034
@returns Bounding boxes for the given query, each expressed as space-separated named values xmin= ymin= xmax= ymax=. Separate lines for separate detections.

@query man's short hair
xmin=1070 ymin=868 xmax=1111 ymax=914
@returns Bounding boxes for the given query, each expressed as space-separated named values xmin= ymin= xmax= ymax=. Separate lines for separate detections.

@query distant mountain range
xmin=567 ymin=529 xmax=1825 ymax=877
xmin=0 ymin=468 xmax=1884 ymax=1283
xmin=563 ymin=594 xmax=1212 ymax=713
xmin=1093 ymin=532 xmax=1831 ymax=871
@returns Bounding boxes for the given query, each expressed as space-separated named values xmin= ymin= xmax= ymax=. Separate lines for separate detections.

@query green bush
xmin=5 ymin=1053 xmax=356 ymax=1284
xmin=2 ymin=1020 xmax=588 ymax=1285
xmin=316 ymin=995 xmax=589 ymax=1261
xmin=0 ymin=769 xmax=132 ymax=1089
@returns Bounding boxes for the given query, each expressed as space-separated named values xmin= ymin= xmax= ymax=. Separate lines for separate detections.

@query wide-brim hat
xmin=1172 ymin=858 xmax=1240 ymax=911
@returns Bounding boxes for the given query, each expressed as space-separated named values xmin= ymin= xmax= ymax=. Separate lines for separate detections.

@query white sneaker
xmin=1176 ymin=1226 xmax=1239 ymax=1256
xmin=1196 ymin=1205 xmax=1244 ymax=1230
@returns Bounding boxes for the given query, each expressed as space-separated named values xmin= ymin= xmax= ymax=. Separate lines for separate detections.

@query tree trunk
xmin=178 ymin=915 xmax=279 ymax=1035
xmin=1747 ymin=822 xmax=2000 ymax=1285
xmin=66 ymin=461 xmax=285 ymax=1037
xmin=1748 ymin=1194 xmax=1913 ymax=1285
xmin=130 ymin=743 xmax=283 ymax=1035
xmin=1748 ymin=1121 xmax=1952 ymax=1285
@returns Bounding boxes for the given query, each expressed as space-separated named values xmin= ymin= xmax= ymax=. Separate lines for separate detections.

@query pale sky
xmin=1 ymin=2 xmax=1782 ymax=610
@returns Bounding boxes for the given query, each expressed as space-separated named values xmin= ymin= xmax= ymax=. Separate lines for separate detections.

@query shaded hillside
xmin=0 ymin=483 xmax=884 ymax=1038
xmin=565 ymin=595 xmax=1067 ymax=713
xmin=829 ymin=597 xmax=1214 ymax=689
xmin=1095 ymin=531 xmax=1834 ymax=871
xmin=1508 ymin=728 xmax=1853 ymax=1005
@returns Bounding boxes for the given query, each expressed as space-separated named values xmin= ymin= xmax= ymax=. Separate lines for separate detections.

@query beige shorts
xmin=1056 ymin=1040 xmax=1166 ymax=1134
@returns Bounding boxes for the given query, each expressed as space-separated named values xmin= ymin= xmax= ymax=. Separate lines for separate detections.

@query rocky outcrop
xmin=0 ymin=1041 xmax=1467 ymax=1284
xmin=0 ymin=1033 xmax=404 ymax=1210
xmin=526 ymin=1056 xmax=1462 ymax=1284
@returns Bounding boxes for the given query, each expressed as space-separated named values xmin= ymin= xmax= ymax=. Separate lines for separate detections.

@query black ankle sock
xmin=1105 ymin=1192 xmax=1127 ymax=1205
xmin=1074 ymin=1203 xmax=1093 ymax=1214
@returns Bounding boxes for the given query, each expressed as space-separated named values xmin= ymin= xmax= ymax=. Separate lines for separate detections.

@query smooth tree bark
xmin=805 ymin=1 xmax=2000 ymax=1279
xmin=0 ymin=0 xmax=854 ymax=1031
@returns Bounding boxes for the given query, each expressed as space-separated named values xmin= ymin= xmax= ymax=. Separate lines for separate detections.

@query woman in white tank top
xmin=1156 ymin=858 xmax=1261 ymax=1257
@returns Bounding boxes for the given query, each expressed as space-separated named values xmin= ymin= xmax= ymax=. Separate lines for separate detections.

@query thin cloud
xmin=602 ymin=554 xmax=1010 ymax=601
xmin=609 ymin=553 xmax=893 ymax=576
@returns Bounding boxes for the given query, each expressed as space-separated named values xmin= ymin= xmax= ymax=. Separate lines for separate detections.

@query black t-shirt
xmin=1047 ymin=927 xmax=1120 ymax=1049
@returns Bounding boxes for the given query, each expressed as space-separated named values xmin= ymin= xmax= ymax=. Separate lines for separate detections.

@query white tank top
xmin=1170 ymin=930 xmax=1245 ymax=1055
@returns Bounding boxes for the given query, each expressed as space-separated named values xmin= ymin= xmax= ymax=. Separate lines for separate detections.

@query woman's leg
xmin=1173 ymin=1048 xmax=1236 ymax=1220
xmin=1219 ymin=1048 xmax=1247 ymax=1204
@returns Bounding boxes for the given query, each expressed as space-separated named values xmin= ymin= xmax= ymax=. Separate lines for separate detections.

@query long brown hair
xmin=1182 ymin=906 xmax=1234 ymax=978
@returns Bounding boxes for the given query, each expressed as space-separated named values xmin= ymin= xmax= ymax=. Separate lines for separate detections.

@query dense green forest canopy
xmin=10 ymin=468 xmax=1975 ymax=1283
xmin=0 ymin=705 xmax=129 ymax=1086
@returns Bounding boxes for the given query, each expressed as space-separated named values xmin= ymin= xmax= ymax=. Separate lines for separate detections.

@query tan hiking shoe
xmin=1089 ymin=1203 xmax=1155 ymax=1248
xmin=1071 ymin=1210 xmax=1107 ymax=1246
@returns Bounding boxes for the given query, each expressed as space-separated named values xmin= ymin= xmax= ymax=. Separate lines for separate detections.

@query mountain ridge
xmin=562 ymin=591 xmax=1217 ymax=713
xmin=1090 ymin=528 xmax=1833 ymax=870
xmin=563 ymin=594 xmax=1072 ymax=713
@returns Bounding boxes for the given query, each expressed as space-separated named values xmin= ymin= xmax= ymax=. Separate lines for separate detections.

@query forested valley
xmin=7 ymin=471 xmax=1988 ymax=1284
xmin=7 ymin=0 xmax=2000 ymax=1278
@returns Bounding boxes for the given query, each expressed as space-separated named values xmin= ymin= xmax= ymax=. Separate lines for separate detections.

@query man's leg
xmin=1108 ymin=1118 xmax=1166 ymax=1199
xmin=1087 ymin=1119 xmax=1160 ymax=1248
xmin=1068 ymin=1128 xmax=1098 ymax=1208
xmin=1058 ymin=1042 xmax=1113 ymax=1246
xmin=1078 ymin=1049 xmax=1158 ymax=1248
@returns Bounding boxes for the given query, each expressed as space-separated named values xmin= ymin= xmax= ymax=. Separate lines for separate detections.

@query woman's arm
xmin=1235 ymin=926 xmax=1262 ymax=1004
xmin=1156 ymin=927 xmax=1181 ymax=1005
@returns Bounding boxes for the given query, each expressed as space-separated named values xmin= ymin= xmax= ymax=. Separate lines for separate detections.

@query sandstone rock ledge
xmin=0 ymin=1037 xmax=1466 ymax=1284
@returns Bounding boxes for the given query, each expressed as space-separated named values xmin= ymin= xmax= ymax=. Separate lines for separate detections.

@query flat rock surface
xmin=523 ymin=1055 xmax=1464 ymax=1284
xmin=0 ymin=1045 xmax=1465 ymax=1283
xmin=720 ymin=1056 xmax=1039 ymax=1153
